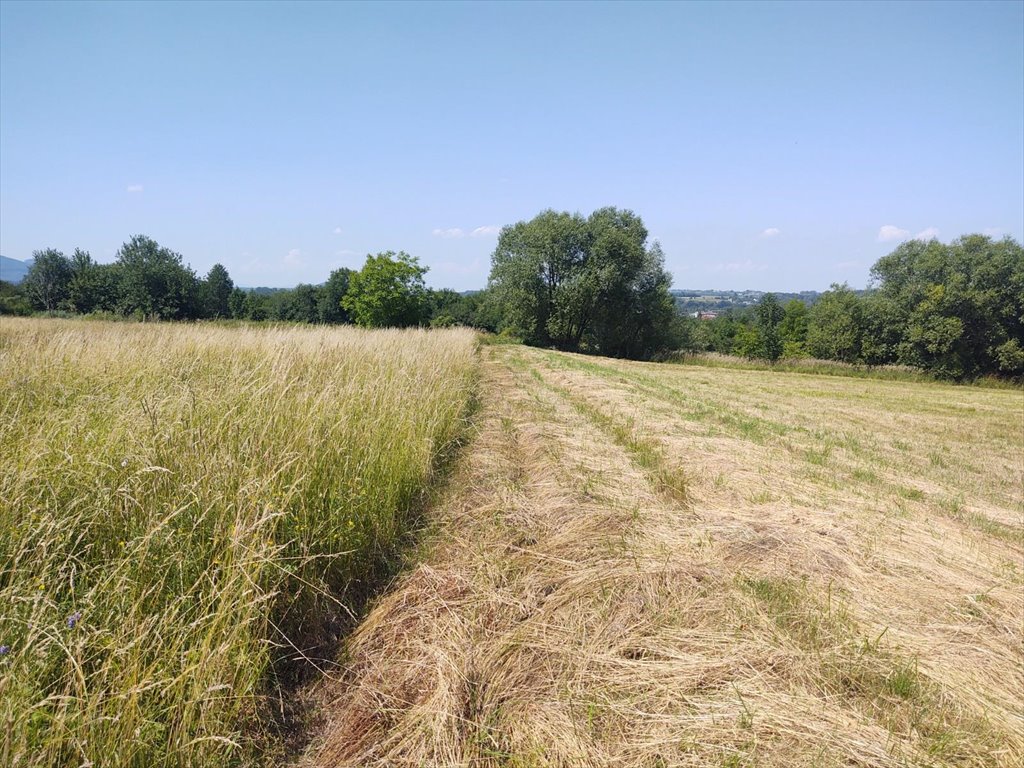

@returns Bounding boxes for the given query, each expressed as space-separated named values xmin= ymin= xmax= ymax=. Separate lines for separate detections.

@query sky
xmin=1 ymin=1 xmax=1021 ymax=291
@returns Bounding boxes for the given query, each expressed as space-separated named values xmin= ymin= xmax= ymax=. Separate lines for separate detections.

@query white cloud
xmin=759 ymin=227 xmax=780 ymax=238
xmin=433 ymin=225 xmax=500 ymax=239
xmin=432 ymin=228 xmax=465 ymax=239
xmin=127 ymin=184 xmax=143 ymax=193
xmin=914 ymin=227 xmax=940 ymax=241
xmin=877 ymin=225 xmax=910 ymax=242
xmin=710 ymin=260 xmax=768 ymax=274
xmin=333 ymin=227 xmax=343 ymax=235
xmin=284 ymin=248 xmax=301 ymax=266
xmin=835 ymin=260 xmax=861 ymax=269
xmin=983 ymin=227 xmax=1003 ymax=238
xmin=335 ymin=249 xmax=357 ymax=258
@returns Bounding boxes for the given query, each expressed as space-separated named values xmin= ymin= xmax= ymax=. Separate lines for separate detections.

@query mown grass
xmin=660 ymin=351 xmax=1024 ymax=389
xmin=527 ymin=366 xmax=688 ymax=503
xmin=0 ymin=318 xmax=478 ymax=767
xmin=737 ymin=575 xmax=1005 ymax=762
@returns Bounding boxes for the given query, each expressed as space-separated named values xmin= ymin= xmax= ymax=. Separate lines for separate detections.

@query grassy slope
xmin=0 ymin=319 xmax=478 ymax=767
xmin=304 ymin=344 xmax=1023 ymax=767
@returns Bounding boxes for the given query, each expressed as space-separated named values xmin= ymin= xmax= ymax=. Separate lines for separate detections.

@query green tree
xmin=752 ymin=293 xmax=785 ymax=361
xmin=806 ymin=283 xmax=864 ymax=363
xmin=778 ymin=298 xmax=810 ymax=358
xmin=242 ymin=291 xmax=271 ymax=321
xmin=271 ymin=284 xmax=320 ymax=323
xmin=66 ymin=250 xmax=119 ymax=314
xmin=488 ymin=207 xmax=676 ymax=358
xmin=23 ymin=249 xmax=73 ymax=311
xmin=201 ymin=263 xmax=234 ymax=318
xmin=489 ymin=210 xmax=588 ymax=347
xmin=779 ymin=299 xmax=809 ymax=342
xmin=342 ymin=251 xmax=429 ymax=328
xmin=228 ymin=287 xmax=247 ymax=319
xmin=318 ymin=267 xmax=353 ymax=324
xmin=115 ymin=235 xmax=199 ymax=320
xmin=0 ymin=279 xmax=32 ymax=316
xmin=870 ymin=234 xmax=1024 ymax=378
xmin=858 ymin=292 xmax=903 ymax=366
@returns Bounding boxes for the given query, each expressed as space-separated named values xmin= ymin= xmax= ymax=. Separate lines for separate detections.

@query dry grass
xmin=302 ymin=344 xmax=1023 ymax=767
xmin=0 ymin=318 xmax=478 ymax=767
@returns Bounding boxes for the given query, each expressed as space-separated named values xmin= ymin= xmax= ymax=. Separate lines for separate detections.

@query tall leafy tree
xmin=202 ymin=263 xmax=234 ymax=318
xmin=115 ymin=235 xmax=199 ymax=320
xmin=271 ymin=284 xmax=320 ymax=323
xmin=807 ymin=283 xmax=865 ymax=363
xmin=870 ymin=234 xmax=1024 ymax=378
xmin=23 ymin=249 xmax=73 ymax=311
xmin=752 ymin=293 xmax=785 ymax=361
xmin=488 ymin=207 xmax=676 ymax=358
xmin=318 ymin=267 xmax=353 ymax=324
xmin=342 ymin=251 xmax=428 ymax=328
xmin=228 ymin=287 xmax=248 ymax=319
xmin=67 ymin=250 xmax=107 ymax=314
xmin=489 ymin=210 xmax=588 ymax=347
xmin=779 ymin=299 xmax=809 ymax=345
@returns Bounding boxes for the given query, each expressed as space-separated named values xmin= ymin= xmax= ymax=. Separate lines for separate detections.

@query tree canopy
xmin=342 ymin=251 xmax=429 ymax=328
xmin=488 ymin=207 xmax=676 ymax=358
xmin=116 ymin=235 xmax=198 ymax=320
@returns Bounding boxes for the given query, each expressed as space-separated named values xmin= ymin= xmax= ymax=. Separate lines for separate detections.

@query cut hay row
xmin=304 ymin=344 xmax=1023 ymax=767
xmin=0 ymin=318 xmax=478 ymax=767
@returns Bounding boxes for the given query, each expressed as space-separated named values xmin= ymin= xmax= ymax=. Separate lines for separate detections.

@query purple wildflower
xmin=67 ymin=611 xmax=82 ymax=629
xmin=0 ymin=645 xmax=9 ymax=656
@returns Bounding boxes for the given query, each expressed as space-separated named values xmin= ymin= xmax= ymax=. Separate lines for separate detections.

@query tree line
xmin=2 ymin=217 xmax=1021 ymax=380
xmin=681 ymin=234 xmax=1024 ymax=380
xmin=0 ymin=235 xmax=497 ymax=330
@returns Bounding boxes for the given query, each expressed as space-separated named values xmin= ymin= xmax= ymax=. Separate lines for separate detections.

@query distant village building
xmin=696 ymin=311 xmax=719 ymax=320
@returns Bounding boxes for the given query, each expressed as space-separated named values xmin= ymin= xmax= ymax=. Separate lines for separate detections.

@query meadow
xmin=305 ymin=344 xmax=1023 ymax=768
xmin=0 ymin=318 xmax=478 ymax=767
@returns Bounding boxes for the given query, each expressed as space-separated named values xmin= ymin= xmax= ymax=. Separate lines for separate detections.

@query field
xmin=0 ymin=319 xmax=478 ymax=767
xmin=2 ymin=322 xmax=1022 ymax=768
xmin=304 ymin=344 xmax=1023 ymax=767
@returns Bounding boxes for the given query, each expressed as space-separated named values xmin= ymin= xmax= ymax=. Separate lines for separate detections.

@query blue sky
xmin=1 ymin=1 xmax=1021 ymax=291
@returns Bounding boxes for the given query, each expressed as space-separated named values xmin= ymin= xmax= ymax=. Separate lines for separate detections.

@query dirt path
xmin=299 ymin=346 xmax=1023 ymax=767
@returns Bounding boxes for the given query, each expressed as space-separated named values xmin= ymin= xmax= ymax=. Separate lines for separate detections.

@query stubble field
xmin=305 ymin=343 xmax=1023 ymax=768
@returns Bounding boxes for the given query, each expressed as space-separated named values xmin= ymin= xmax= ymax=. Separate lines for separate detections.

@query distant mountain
xmin=0 ymin=255 xmax=32 ymax=284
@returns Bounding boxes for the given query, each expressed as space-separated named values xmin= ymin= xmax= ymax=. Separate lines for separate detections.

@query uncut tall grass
xmin=0 ymin=318 xmax=478 ymax=767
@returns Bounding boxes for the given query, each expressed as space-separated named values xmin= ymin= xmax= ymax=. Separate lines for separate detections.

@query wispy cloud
xmin=877 ymin=225 xmax=910 ymax=242
xmin=709 ymin=259 xmax=768 ymax=274
xmin=333 ymin=227 xmax=343 ymax=235
xmin=983 ymin=227 xmax=1003 ymax=238
xmin=914 ymin=227 xmax=940 ymax=241
xmin=284 ymin=248 xmax=301 ymax=266
xmin=432 ymin=227 xmax=465 ymax=239
xmin=759 ymin=227 xmax=780 ymax=238
xmin=127 ymin=184 xmax=143 ymax=193
xmin=835 ymin=260 xmax=861 ymax=269
xmin=433 ymin=225 xmax=500 ymax=239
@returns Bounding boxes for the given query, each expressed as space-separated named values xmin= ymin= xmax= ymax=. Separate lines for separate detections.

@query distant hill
xmin=0 ymin=256 xmax=32 ymax=284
